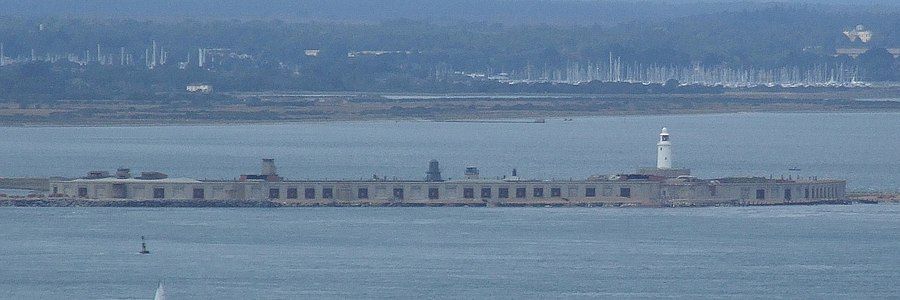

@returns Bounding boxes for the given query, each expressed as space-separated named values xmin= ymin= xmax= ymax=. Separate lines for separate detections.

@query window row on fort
xmin=51 ymin=180 xmax=845 ymax=203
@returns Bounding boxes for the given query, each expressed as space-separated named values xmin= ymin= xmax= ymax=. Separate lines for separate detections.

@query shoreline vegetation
xmin=2 ymin=90 xmax=900 ymax=126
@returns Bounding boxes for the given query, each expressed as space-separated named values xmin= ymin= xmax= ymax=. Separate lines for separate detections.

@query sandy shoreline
xmin=3 ymin=89 xmax=900 ymax=127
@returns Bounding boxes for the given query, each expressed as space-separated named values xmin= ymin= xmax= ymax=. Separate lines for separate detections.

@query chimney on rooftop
xmin=261 ymin=159 xmax=277 ymax=176
xmin=425 ymin=159 xmax=443 ymax=182
xmin=115 ymin=168 xmax=131 ymax=179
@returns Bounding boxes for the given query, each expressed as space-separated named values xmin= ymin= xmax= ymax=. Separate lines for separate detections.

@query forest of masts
xmin=500 ymin=55 xmax=866 ymax=87
xmin=0 ymin=44 xmax=876 ymax=87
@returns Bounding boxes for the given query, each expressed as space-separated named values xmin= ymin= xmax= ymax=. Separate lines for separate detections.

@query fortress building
xmin=49 ymin=128 xmax=846 ymax=206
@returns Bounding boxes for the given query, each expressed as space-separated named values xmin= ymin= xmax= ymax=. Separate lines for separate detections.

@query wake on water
xmin=154 ymin=282 xmax=166 ymax=300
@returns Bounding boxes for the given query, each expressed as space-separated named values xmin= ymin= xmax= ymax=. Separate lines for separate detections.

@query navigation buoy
xmin=140 ymin=236 xmax=150 ymax=254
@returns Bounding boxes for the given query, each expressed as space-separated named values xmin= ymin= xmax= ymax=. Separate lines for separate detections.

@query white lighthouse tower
xmin=657 ymin=127 xmax=672 ymax=169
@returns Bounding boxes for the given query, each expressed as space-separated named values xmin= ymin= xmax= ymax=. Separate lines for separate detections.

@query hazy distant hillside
xmin=1 ymin=2 xmax=897 ymax=99
xmin=3 ymin=0 xmax=896 ymax=25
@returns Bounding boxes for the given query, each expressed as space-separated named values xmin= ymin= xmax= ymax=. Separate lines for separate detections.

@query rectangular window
xmin=393 ymin=188 xmax=404 ymax=200
xmin=784 ymin=189 xmax=792 ymax=201
xmin=709 ymin=185 xmax=717 ymax=197
xmin=193 ymin=188 xmax=205 ymax=199
xmin=585 ymin=187 xmax=596 ymax=197
xmin=619 ymin=187 xmax=631 ymax=198
xmin=481 ymin=188 xmax=492 ymax=198
xmin=756 ymin=189 xmax=765 ymax=200
xmin=153 ymin=188 xmax=165 ymax=199
xmin=551 ymin=188 xmax=561 ymax=197
xmin=428 ymin=188 xmax=440 ymax=200
xmin=269 ymin=188 xmax=280 ymax=199
xmin=286 ymin=188 xmax=298 ymax=199
xmin=358 ymin=188 xmax=369 ymax=199
xmin=322 ymin=188 xmax=333 ymax=199
xmin=805 ymin=188 xmax=810 ymax=199
xmin=498 ymin=188 xmax=509 ymax=199
xmin=78 ymin=187 xmax=88 ymax=198
xmin=304 ymin=188 xmax=315 ymax=199
xmin=533 ymin=187 xmax=544 ymax=198
xmin=463 ymin=188 xmax=475 ymax=199
xmin=516 ymin=188 xmax=526 ymax=198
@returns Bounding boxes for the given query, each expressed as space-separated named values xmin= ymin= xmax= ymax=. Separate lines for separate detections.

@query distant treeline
xmin=8 ymin=0 xmax=889 ymax=25
xmin=0 ymin=3 xmax=898 ymax=100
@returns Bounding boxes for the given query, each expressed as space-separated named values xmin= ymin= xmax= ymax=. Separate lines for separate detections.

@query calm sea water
xmin=0 ymin=188 xmax=33 ymax=196
xmin=0 ymin=206 xmax=897 ymax=299
xmin=1 ymin=112 xmax=899 ymax=298
xmin=0 ymin=112 xmax=897 ymax=191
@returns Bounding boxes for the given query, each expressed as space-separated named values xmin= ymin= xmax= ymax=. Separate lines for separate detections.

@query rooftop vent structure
xmin=137 ymin=172 xmax=168 ymax=180
xmin=503 ymin=168 xmax=522 ymax=182
xmin=85 ymin=171 xmax=110 ymax=179
xmin=261 ymin=159 xmax=277 ymax=177
xmin=240 ymin=158 xmax=283 ymax=182
xmin=116 ymin=168 xmax=132 ymax=179
xmin=425 ymin=159 xmax=443 ymax=182
xmin=464 ymin=166 xmax=480 ymax=180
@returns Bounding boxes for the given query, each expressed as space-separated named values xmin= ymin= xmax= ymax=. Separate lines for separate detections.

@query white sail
xmin=154 ymin=282 xmax=167 ymax=300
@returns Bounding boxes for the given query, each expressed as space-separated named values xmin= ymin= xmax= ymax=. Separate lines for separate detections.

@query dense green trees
xmin=0 ymin=3 xmax=898 ymax=99
xmin=858 ymin=48 xmax=898 ymax=81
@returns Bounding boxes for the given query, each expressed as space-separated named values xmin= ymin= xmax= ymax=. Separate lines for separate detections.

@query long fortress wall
xmin=50 ymin=177 xmax=846 ymax=206
xmin=48 ymin=128 xmax=848 ymax=206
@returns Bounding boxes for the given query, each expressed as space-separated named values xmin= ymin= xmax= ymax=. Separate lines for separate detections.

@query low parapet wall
xmin=0 ymin=198 xmax=278 ymax=207
xmin=0 ymin=195 xmax=853 ymax=208
xmin=47 ymin=176 xmax=848 ymax=206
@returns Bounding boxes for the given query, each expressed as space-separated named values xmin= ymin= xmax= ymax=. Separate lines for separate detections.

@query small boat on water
xmin=788 ymin=168 xmax=802 ymax=171
xmin=140 ymin=236 xmax=150 ymax=254
xmin=154 ymin=282 xmax=167 ymax=300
